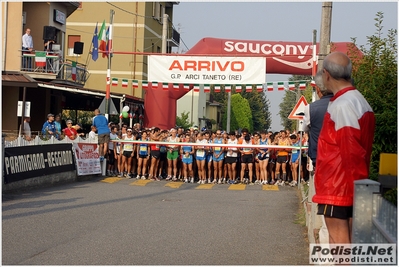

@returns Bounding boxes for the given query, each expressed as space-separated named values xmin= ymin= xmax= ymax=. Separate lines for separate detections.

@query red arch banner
xmin=144 ymin=37 xmax=358 ymax=129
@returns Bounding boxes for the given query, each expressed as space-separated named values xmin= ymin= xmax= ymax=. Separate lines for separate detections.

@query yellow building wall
xmin=23 ymin=2 xmax=51 ymax=51
xmin=2 ymin=2 xmax=23 ymax=71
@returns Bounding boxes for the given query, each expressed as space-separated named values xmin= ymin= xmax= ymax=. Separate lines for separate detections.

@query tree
xmin=214 ymin=85 xmax=272 ymax=132
xmin=176 ymin=111 xmax=193 ymax=129
xmin=222 ymin=93 xmax=253 ymax=132
xmin=347 ymin=12 xmax=397 ymax=180
xmin=278 ymin=75 xmax=312 ymax=131
xmin=242 ymin=89 xmax=272 ymax=131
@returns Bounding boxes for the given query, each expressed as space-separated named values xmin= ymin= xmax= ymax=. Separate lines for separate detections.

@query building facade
xmin=2 ymin=2 xmax=180 ymax=135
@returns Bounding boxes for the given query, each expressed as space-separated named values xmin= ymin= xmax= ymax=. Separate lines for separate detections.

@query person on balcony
xmin=22 ymin=28 xmax=34 ymax=69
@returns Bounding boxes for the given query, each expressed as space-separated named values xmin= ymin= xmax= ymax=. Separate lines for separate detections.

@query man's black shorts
xmin=225 ymin=157 xmax=237 ymax=164
xmin=276 ymin=155 xmax=288 ymax=164
xmin=317 ymin=204 xmax=353 ymax=219
xmin=241 ymin=154 xmax=253 ymax=164
xmin=151 ymin=150 xmax=160 ymax=159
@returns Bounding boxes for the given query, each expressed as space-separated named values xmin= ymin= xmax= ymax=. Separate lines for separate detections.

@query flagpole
xmin=105 ymin=10 xmax=115 ymax=120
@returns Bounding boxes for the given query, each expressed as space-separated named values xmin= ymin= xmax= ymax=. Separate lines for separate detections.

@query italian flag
xmin=225 ymin=84 xmax=232 ymax=93
xmin=35 ymin=51 xmax=46 ymax=67
xmin=204 ymin=84 xmax=211 ymax=93
xmin=184 ymin=84 xmax=190 ymax=91
xmin=142 ymin=81 xmax=149 ymax=90
xmin=98 ymin=20 xmax=107 ymax=57
xmin=193 ymin=84 xmax=200 ymax=92
xmin=235 ymin=85 xmax=242 ymax=93
xmin=246 ymin=84 xmax=252 ymax=92
xmin=299 ymin=81 xmax=307 ymax=90
xmin=71 ymin=61 xmax=77 ymax=81
xmin=256 ymin=84 xmax=263 ymax=92
xmin=132 ymin=80 xmax=139 ymax=88
xmin=278 ymin=82 xmax=284 ymax=91
xmin=151 ymin=81 xmax=158 ymax=88
xmin=310 ymin=80 xmax=316 ymax=87
xmin=267 ymin=82 xmax=273 ymax=91
xmin=288 ymin=81 xmax=295 ymax=91
xmin=173 ymin=83 xmax=179 ymax=91
xmin=111 ymin=78 xmax=118 ymax=86
xmin=213 ymin=84 xmax=220 ymax=92
xmin=163 ymin=82 xmax=169 ymax=91
xmin=122 ymin=79 xmax=128 ymax=88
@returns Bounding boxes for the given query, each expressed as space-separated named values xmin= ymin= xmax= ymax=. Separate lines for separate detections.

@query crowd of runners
xmin=105 ymin=123 xmax=309 ymax=186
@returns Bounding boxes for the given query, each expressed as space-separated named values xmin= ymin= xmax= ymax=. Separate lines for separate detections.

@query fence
xmin=352 ymin=179 xmax=397 ymax=244
xmin=3 ymin=135 xmax=97 ymax=148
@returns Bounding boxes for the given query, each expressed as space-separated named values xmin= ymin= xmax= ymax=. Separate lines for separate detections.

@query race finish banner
xmin=3 ymin=144 xmax=75 ymax=184
xmin=148 ymin=55 xmax=266 ymax=84
xmin=73 ymin=143 xmax=101 ymax=176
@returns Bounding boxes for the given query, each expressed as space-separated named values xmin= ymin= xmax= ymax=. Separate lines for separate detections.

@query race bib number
xmin=197 ymin=150 xmax=205 ymax=157
xmin=124 ymin=144 xmax=133 ymax=150
xmin=140 ymin=146 xmax=147 ymax=152
xmin=214 ymin=147 xmax=221 ymax=152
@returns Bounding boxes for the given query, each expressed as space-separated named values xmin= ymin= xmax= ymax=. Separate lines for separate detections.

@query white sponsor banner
xmin=73 ymin=143 xmax=101 ymax=176
xmin=148 ymin=56 xmax=266 ymax=84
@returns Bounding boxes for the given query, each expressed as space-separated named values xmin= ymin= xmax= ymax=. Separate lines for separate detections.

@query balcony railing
xmin=20 ymin=51 xmax=90 ymax=86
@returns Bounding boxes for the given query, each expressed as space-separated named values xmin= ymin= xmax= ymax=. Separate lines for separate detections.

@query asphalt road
xmin=2 ymin=176 xmax=309 ymax=265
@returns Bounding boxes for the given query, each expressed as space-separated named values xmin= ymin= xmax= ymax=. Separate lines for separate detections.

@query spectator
xmin=88 ymin=125 xmax=97 ymax=139
xmin=22 ymin=28 xmax=33 ymax=69
xmin=63 ymin=120 xmax=78 ymax=140
xmin=73 ymin=123 xmax=85 ymax=137
xmin=303 ymin=70 xmax=334 ymax=169
xmin=93 ymin=109 xmax=110 ymax=161
xmin=23 ymin=116 xmax=31 ymax=141
xmin=312 ymin=52 xmax=375 ymax=244
xmin=303 ymin=70 xmax=333 ymax=245
xmin=41 ymin=113 xmax=57 ymax=139
xmin=54 ymin=114 xmax=62 ymax=137
xmin=44 ymin=39 xmax=55 ymax=52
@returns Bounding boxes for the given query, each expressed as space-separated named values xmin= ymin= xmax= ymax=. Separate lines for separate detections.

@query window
xmin=152 ymin=2 xmax=160 ymax=20
xmin=160 ymin=4 xmax=164 ymax=24
xmin=152 ymin=2 xmax=164 ymax=23
xmin=67 ymin=35 xmax=81 ymax=56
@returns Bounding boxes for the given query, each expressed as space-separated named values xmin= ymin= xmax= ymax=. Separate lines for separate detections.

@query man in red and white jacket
xmin=312 ymin=52 xmax=375 ymax=244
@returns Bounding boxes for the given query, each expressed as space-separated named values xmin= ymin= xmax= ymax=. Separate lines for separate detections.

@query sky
xmin=172 ymin=1 xmax=398 ymax=131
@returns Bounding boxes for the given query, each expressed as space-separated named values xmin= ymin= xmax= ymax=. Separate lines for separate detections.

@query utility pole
xmin=162 ymin=13 xmax=168 ymax=53
xmin=307 ymin=1 xmax=333 ymax=245
xmin=105 ymin=10 xmax=115 ymax=120
xmin=318 ymin=2 xmax=333 ymax=71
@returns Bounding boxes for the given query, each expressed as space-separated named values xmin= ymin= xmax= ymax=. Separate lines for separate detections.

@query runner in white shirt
xmin=225 ymin=131 xmax=239 ymax=184
xmin=195 ymin=132 xmax=208 ymax=184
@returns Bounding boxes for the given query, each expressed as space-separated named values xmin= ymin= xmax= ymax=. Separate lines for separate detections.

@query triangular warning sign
xmin=288 ymin=95 xmax=308 ymax=120
xmin=98 ymin=97 xmax=119 ymax=115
